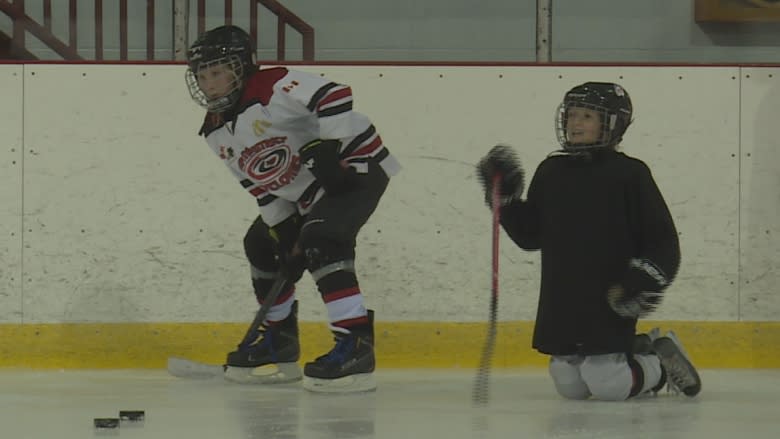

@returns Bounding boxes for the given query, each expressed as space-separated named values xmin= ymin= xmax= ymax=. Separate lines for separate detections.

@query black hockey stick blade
xmin=167 ymin=273 xmax=288 ymax=379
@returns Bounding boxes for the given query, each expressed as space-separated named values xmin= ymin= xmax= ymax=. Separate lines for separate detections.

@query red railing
xmin=0 ymin=0 xmax=315 ymax=61
xmin=195 ymin=0 xmax=314 ymax=61
xmin=0 ymin=0 xmax=81 ymax=59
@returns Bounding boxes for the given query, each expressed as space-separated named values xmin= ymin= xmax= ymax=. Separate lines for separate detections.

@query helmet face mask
xmin=185 ymin=25 xmax=256 ymax=113
xmin=186 ymin=55 xmax=244 ymax=113
xmin=555 ymin=82 xmax=632 ymax=151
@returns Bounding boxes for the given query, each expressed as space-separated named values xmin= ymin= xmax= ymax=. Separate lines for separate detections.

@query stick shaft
xmin=491 ymin=174 xmax=500 ymax=302
xmin=237 ymin=274 xmax=287 ymax=349
xmin=472 ymin=174 xmax=502 ymax=405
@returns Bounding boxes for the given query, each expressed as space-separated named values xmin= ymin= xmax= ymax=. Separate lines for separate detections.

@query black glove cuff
xmin=622 ymin=258 xmax=670 ymax=298
xmin=308 ymin=160 xmax=354 ymax=194
xmin=300 ymin=139 xmax=353 ymax=194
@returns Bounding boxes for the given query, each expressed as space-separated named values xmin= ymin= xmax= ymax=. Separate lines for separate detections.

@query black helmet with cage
xmin=185 ymin=25 xmax=257 ymax=112
xmin=555 ymin=82 xmax=633 ymax=151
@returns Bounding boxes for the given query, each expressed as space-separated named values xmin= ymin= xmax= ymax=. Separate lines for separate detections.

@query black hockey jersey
xmin=500 ymin=150 xmax=680 ymax=356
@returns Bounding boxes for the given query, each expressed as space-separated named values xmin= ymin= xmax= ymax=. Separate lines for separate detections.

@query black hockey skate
xmin=302 ymin=310 xmax=376 ymax=393
xmin=652 ymin=330 xmax=702 ymax=397
xmin=224 ymin=301 xmax=302 ymax=384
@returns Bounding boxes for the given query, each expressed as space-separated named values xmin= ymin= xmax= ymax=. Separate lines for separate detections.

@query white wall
xmin=0 ymin=65 xmax=22 ymax=321
xmin=1 ymin=64 xmax=779 ymax=324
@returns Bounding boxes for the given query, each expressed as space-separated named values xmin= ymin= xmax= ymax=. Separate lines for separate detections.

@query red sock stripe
xmin=332 ymin=315 xmax=369 ymax=329
xmin=276 ymin=286 xmax=295 ymax=304
xmin=256 ymin=285 xmax=295 ymax=306
xmin=323 ymin=286 xmax=360 ymax=303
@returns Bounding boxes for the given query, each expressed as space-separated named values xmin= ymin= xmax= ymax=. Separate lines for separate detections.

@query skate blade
xmin=223 ymin=362 xmax=302 ymax=384
xmin=653 ymin=338 xmax=702 ymax=397
xmin=302 ymin=373 xmax=377 ymax=393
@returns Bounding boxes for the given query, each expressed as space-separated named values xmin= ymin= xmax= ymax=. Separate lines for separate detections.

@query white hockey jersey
xmin=199 ymin=67 xmax=400 ymax=227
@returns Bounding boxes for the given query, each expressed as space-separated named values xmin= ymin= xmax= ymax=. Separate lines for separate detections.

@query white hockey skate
xmin=652 ymin=330 xmax=702 ymax=397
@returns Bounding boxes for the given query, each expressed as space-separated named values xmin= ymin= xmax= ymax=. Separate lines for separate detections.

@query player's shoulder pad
xmin=618 ymin=153 xmax=655 ymax=180
xmin=273 ymin=68 xmax=340 ymax=110
xmin=238 ymin=67 xmax=290 ymax=108
xmin=537 ymin=153 xmax=565 ymax=173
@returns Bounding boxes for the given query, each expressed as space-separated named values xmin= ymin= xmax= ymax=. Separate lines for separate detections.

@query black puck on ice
xmin=119 ymin=410 xmax=145 ymax=422
xmin=94 ymin=418 xmax=120 ymax=429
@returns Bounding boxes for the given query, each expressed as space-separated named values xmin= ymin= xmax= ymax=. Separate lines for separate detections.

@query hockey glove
xmin=269 ymin=215 xmax=306 ymax=282
xmin=299 ymin=139 xmax=354 ymax=195
xmin=607 ymin=258 xmax=670 ymax=319
xmin=476 ymin=144 xmax=525 ymax=208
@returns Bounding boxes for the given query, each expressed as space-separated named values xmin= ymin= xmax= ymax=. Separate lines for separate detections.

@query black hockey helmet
xmin=185 ymin=25 xmax=257 ymax=112
xmin=555 ymin=82 xmax=633 ymax=150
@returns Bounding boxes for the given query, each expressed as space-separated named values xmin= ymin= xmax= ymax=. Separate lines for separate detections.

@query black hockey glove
xmin=607 ymin=258 xmax=670 ymax=319
xmin=476 ymin=144 xmax=525 ymax=208
xmin=299 ymin=139 xmax=354 ymax=195
xmin=269 ymin=215 xmax=306 ymax=282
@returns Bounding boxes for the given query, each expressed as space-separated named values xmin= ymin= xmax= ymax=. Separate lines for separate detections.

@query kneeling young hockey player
xmin=477 ymin=82 xmax=701 ymax=400
xmin=185 ymin=25 xmax=400 ymax=393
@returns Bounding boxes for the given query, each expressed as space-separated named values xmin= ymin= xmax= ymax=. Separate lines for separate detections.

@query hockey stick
xmin=167 ymin=272 xmax=288 ymax=379
xmin=472 ymin=174 xmax=501 ymax=405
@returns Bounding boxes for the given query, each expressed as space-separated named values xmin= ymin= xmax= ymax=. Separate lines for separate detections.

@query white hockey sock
xmin=265 ymin=293 xmax=296 ymax=324
xmin=633 ymin=353 xmax=663 ymax=394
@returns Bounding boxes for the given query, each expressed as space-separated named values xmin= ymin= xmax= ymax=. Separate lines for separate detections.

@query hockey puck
xmin=93 ymin=418 xmax=120 ymax=429
xmin=119 ymin=410 xmax=145 ymax=422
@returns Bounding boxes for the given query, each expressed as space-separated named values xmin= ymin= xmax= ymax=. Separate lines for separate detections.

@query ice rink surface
xmin=1 ymin=368 xmax=778 ymax=439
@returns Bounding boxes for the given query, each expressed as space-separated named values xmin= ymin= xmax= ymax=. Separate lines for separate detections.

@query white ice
xmin=1 ymin=369 xmax=778 ymax=439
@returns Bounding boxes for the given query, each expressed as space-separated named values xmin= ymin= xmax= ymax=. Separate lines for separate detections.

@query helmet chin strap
xmin=208 ymin=95 xmax=233 ymax=112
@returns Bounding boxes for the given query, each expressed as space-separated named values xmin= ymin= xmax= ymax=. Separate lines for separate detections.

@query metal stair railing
xmin=0 ymin=0 xmax=314 ymax=61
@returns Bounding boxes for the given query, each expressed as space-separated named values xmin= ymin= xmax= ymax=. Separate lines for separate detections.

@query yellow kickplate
xmin=0 ymin=321 xmax=778 ymax=369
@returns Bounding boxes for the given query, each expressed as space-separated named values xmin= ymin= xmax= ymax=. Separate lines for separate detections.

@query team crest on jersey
xmin=238 ymin=136 xmax=301 ymax=193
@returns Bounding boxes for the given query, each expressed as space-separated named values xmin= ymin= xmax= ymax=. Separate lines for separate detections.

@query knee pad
xmin=250 ymin=265 xmax=298 ymax=306
xmin=549 ymin=356 xmax=591 ymax=400
xmin=244 ymin=218 xmax=278 ymax=269
xmin=250 ymin=265 xmax=279 ymax=301
xmin=580 ymin=354 xmax=633 ymax=401
xmin=300 ymin=239 xmax=355 ymax=281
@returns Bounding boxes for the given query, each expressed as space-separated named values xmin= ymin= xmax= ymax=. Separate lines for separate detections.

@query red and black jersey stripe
xmin=307 ymin=82 xmax=354 ymax=118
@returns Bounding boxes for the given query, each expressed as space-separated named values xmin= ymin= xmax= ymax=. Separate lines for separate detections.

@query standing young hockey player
xmin=476 ymin=82 xmax=701 ymax=400
xmin=185 ymin=25 xmax=399 ymax=393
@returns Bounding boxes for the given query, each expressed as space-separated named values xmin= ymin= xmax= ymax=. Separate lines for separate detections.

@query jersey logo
xmin=238 ymin=136 xmax=301 ymax=194
xmin=253 ymin=120 xmax=272 ymax=136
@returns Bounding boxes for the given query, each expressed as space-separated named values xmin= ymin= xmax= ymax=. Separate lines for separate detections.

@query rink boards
xmin=0 ymin=64 xmax=779 ymax=369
